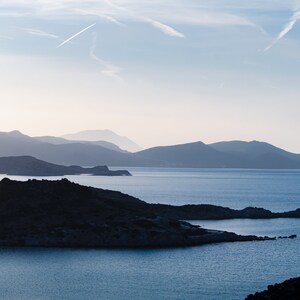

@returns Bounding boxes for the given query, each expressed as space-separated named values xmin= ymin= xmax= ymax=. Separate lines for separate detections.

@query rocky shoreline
xmin=148 ymin=203 xmax=300 ymax=220
xmin=0 ymin=178 xmax=296 ymax=248
xmin=246 ymin=277 xmax=300 ymax=299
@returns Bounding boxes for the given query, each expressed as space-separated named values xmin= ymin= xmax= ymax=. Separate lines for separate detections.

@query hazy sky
xmin=0 ymin=0 xmax=300 ymax=152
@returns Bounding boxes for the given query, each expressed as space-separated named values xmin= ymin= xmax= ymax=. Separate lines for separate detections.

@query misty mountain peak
xmin=61 ymin=129 xmax=142 ymax=152
xmin=9 ymin=130 xmax=24 ymax=136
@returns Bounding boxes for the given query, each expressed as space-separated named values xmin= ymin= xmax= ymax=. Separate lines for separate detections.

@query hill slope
xmin=0 ymin=178 xmax=276 ymax=248
xmin=35 ymin=136 xmax=126 ymax=153
xmin=135 ymin=141 xmax=300 ymax=168
xmin=0 ymin=131 xmax=147 ymax=166
xmin=135 ymin=141 xmax=244 ymax=167
xmin=210 ymin=140 xmax=300 ymax=162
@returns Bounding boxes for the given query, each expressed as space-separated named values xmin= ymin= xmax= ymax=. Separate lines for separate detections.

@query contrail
xmin=264 ymin=10 xmax=300 ymax=52
xmin=20 ymin=27 xmax=59 ymax=40
xmin=57 ymin=23 xmax=96 ymax=48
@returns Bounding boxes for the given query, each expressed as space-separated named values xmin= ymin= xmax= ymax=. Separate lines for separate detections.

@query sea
xmin=0 ymin=168 xmax=299 ymax=300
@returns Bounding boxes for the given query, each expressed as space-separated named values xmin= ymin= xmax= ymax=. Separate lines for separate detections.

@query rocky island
xmin=0 ymin=156 xmax=131 ymax=176
xmin=0 ymin=178 xmax=281 ymax=248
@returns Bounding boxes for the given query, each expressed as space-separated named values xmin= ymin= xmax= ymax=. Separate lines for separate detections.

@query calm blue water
xmin=3 ymin=167 xmax=299 ymax=211
xmin=0 ymin=168 xmax=299 ymax=299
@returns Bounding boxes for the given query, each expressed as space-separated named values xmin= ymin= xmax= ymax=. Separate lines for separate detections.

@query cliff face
xmin=0 ymin=178 xmax=273 ymax=248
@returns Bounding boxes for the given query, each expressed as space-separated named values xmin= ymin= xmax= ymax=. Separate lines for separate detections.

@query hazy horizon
xmin=2 ymin=128 xmax=300 ymax=154
xmin=1 ymin=1 xmax=300 ymax=152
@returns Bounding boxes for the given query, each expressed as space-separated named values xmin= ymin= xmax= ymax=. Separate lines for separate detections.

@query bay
xmin=0 ymin=168 xmax=299 ymax=299
xmin=2 ymin=167 xmax=300 ymax=211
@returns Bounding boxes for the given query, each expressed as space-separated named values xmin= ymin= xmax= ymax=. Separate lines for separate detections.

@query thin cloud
xmin=104 ymin=15 xmax=126 ymax=27
xmin=144 ymin=18 xmax=185 ymax=38
xmin=2 ymin=1 xmax=268 ymax=31
xmin=104 ymin=0 xmax=128 ymax=12
xmin=20 ymin=27 xmax=59 ymax=39
xmin=101 ymin=65 xmax=123 ymax=81
xmin=264 ymin=10 xmax=300 ymax=52
xmin=73 ymin=8 xmax=126 ymax=27
xmin=0 ymin=11 xmax=29 ymax=17
xmin=0 ymin=0 xmax=276 ymax=30
xmin=89 ymin=33 xmax=123 ymax=82
xmin=104 ymin=0 xmax=184 ymax=38
xmin=57 ymin=23 xmax=96 ymax=48
xmin=0 ymin=34 xmax=13 ymax=40
xmin=102 ymin=0 xmax=265 ymax=33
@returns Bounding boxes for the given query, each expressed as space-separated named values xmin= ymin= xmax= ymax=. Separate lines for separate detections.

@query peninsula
xmin=0 ymin=178 xmax=297 ymax=248
xmin=0 ymin=156 xmax=131 ymax=176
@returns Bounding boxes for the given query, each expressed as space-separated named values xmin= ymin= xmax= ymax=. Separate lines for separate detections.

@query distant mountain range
xmin=61 ymin=129 xmax=142 ymax=152
xmin=0 ymin=130 xmax=299 ymax=169
xmin=35 ymin=135 xmax=126 ymax=153
xmin=0 ymin=130 xmax=144 ymax=166
xmin=136 ymin=141 xmax=300 ymax=168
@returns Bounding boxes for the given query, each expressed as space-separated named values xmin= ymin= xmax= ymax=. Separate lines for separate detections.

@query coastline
xmin=0 ymin=178 xmax=285 ymax=248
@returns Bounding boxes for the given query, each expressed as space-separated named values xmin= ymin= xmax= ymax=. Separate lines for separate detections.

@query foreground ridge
xmin=0 ymin=178 xmax=283 ymax=248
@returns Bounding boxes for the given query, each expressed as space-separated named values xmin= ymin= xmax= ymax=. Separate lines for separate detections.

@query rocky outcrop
xmin=0 ymin=178 xmax=275 ymax=248
xmin=246 ymin=277 xmax=300 ymax=299
xmin=0 ymin=156 xmax=131 ymax=176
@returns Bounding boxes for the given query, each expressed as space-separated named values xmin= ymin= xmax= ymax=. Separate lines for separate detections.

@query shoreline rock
xmin=246 ymin=277 xmax=300 ymax=299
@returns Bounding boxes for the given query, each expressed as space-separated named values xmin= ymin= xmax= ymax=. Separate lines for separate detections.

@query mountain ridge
xmin=135 ymin=141 xmax=300 ymax=168
xmin=0 ymin=130 xmax=299 ymax=169
xmin=35 ymin=135 xmax=127 ymax=153
xmin=210 ymin=140 xmax=300 ymax=161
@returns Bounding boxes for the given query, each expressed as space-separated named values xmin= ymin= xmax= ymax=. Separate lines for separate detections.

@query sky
xmin=0 ymin=0 xmax=300 ymax=152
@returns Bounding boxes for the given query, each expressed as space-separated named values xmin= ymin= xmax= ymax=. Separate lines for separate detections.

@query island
xmin=245 ymin=277 xmax=300 ymax=299
xmin=0 ymin=178 xmax=283 ymax=248
xmin=0 ymin=156 xmax=131 ymax=176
